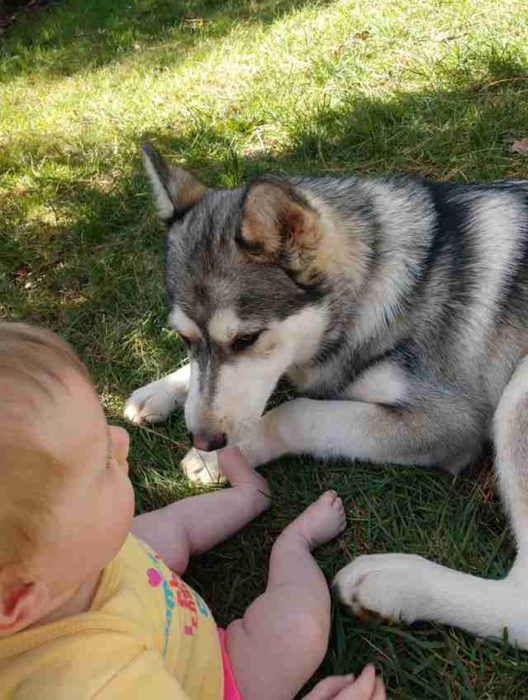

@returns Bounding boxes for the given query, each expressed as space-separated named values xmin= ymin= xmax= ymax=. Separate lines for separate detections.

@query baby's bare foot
xmin=283 ymin=491 xmax=346 ymax=550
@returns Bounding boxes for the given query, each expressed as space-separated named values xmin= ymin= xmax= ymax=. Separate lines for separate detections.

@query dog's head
xmin=142 ymin=144 xmax=330 ymax=449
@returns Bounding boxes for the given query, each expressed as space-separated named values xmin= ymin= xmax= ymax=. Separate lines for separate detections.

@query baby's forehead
xmin=51 ymin=373 xmax=107 ymax=442
xmin=7 ymin=371 xmax=107 ymax=468
xmin=0 ymin=323 xmax=90 ymax=408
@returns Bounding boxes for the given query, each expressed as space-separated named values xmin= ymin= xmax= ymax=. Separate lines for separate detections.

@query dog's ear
xmin=239 ymin=180 xmax=321 ymax=273
xmin=141 ymin=143 xmax=207 ymax=223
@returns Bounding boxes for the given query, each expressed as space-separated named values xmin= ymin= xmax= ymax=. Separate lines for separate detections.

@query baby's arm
xmin=132 ymin=448 xmax=270 ymax=574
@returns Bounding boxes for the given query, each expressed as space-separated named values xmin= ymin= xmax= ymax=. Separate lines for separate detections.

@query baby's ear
xmin=0 ymin=568 xmax=50 ymax=634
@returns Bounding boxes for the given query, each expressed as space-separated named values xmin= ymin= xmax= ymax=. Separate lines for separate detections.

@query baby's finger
xmin=342 ymin=664 xmax=376 ymax=698
xmin=371 ymin=677 xmax=386 ymax=700
xmin=302 ymin=675 xmax=355 ymax=699
xmin=217 ymin=447 xmax=245 ymax=467
xmin=216 ymin=447 xmax=252 ymax=480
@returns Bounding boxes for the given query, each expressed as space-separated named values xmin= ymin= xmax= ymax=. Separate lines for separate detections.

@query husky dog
xmin=125 ymin=144 xmax=528 ymax=648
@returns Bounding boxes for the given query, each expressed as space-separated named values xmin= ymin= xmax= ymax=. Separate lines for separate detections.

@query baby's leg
xmin=226 ymin=491 xmax=346 ymax=700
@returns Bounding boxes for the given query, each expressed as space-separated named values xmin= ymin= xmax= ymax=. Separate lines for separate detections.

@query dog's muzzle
xmin=189 ymin=431 xmax=227 ymax=452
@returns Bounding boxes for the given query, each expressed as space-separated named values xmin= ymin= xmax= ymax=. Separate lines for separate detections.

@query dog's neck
xmin=290 ymin=180 xmax=430 ymax=392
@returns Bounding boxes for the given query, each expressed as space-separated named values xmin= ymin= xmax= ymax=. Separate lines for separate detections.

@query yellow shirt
xmin=0 ymin=534 xmax=223 ymax=699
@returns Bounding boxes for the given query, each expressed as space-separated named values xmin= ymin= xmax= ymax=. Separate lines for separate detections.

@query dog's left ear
xmin=240 ymin=179 xmax=321 ymax=273
xmin=141 ymin=143 xmax=207 ymax=224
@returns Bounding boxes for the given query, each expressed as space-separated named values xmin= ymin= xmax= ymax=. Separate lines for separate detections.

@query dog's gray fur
xmin=126 ymin=145 xmax=528 ymax=648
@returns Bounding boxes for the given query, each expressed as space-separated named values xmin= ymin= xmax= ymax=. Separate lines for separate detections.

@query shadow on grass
xmin=0 ymin=0 xmax=324 ymax=81
xmin=3 ymin=47 xmax=528 ymax=372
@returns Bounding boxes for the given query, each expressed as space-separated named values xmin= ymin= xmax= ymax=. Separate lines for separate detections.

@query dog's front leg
xmin=182 ymin=397 xmax=391 ymax=484
xmin=124 ymin=364 xmax=190 ymax=424
xmin=236 ymin=397 xmax=443 ymax=468
xmin=182 ymin=395 xmax=475 ymax=484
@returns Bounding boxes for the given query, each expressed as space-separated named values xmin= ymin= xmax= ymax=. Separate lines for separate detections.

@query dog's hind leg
xmin=493 ymin=356 xmax=528 ymax=585
xmin=124 ymin=363 xmax=190 ymax=424
xmin=334 ymin=356 xmax=528 ymax=648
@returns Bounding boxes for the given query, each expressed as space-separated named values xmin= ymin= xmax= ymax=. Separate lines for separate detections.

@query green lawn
xmin=2 ymin=0 xmax=528 ymax=696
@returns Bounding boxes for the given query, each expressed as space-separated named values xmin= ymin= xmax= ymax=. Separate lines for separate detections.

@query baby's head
xmin=0 ymin=323 xmax=134 ymax=635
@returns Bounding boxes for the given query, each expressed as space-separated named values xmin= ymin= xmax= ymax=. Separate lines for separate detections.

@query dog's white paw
xmin=124 ymin=370 xmax=189 ymax=425
xmin=333 ymin=553 xmax=437 ymax=623
xmin=181 ymin=448 xmax=225 ymax=485
xmin=124 ymin=381 xmax=179 ymax=424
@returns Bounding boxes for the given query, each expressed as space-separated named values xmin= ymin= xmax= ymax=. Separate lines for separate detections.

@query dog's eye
xmin=178 ymin=332 xmax=192 ymax=347
xmin=231 ymin=331 xmax=262 ymax=352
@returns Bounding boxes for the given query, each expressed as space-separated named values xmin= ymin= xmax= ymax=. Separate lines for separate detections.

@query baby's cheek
xmin=123 ymin=478 xmax=136 ymax=524
xmin=108 ymin=473 xmax=135 ymax=541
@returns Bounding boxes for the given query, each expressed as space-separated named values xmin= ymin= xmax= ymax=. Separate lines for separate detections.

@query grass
xmin=2 ymin=0 xmax=528 ymax=696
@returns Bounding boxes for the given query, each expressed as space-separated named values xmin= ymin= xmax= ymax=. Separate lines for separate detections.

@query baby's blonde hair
xmin=0 ymin=323 xmax=89 ymax=567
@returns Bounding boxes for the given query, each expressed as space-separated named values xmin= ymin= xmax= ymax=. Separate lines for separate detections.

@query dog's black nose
xmin=208 ymin=433 xmax=227 ymax=451
xmin=192 ymin=432 xmax=227 ymax=451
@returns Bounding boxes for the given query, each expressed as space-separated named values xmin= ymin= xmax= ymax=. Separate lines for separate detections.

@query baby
xmin=0 ymin=323 xmax=385 ymax=700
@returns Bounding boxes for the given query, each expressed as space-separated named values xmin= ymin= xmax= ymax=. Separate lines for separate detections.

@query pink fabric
xmin=218 ymin=628 xmax=242 ymax=700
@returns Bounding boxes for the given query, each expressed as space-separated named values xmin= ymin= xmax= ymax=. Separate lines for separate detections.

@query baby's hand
xmin=303 ymin=665 xmax=386 ymax=700
xmin=218 ymin=448 xmax=271 ymax=503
